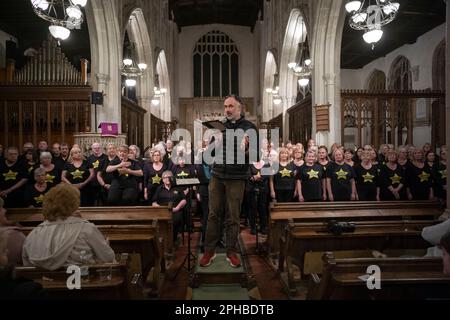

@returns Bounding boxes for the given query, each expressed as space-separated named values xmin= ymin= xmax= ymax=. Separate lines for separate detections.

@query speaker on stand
xmin=91 ymin=91 xmax=103 ymax=133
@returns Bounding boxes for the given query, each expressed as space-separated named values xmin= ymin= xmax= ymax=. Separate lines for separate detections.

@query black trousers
xmin=356 ymin=186 xmax=377 ymax=201
xmin=173 ymin=210 xmax=184 ymax=241
xmin=107 ymin=186 xmax=138 ymax=206
xmin=247 ymin=188 xmax=268 ymax=231
xmin=86 ymin=184 xmax=101 ymax=206
xmin=275 ymin=189 xmax=294 ymax=202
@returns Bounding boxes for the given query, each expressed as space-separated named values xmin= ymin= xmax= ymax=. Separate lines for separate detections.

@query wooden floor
xmin=159 ymin=226 xmax=288 ymax=300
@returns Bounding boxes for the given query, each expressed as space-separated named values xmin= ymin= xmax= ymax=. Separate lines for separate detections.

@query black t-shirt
xmin=24 ymin=184 xmax=49 ymax=207
xmin=63 ymin=160 xmax=93 ymax=185
xmin=273 ymin=162 xmax=296 ymax=191
xmin=354 ymin=164 xmax=379 ymax=191
xmin=52 ymin=155 xmax=67 ymax=171
xmin=109 ymin=157 xmax=142 ymax=189
xmin=297 ymin=163 xmax=324 ymax=201
xmin=98 ymin=156 xmax=117 ymax=185
xmin=38 ymin=165 xmax=62 ymax=190
xmin=0 ymin=159 xmax=28 ymax=190
xmin=405 ymin=162 xmax=433 ymax=199
xmin=379 ymin=164 xmax=405 ymax=200
xmin=432 ymin=162 xmax=447 ymax=198
xmin=143 ymin=162 xmax=166 ymax=194
xmin=152 ymin=184 xmax=185 ymax=207
xmin=87 ymin=154 xmax=108 ymax=187
xmin=246 ymin=162 xmax=270 ymax=192
xmin=326 ymin=162 xmax=355 ymax=200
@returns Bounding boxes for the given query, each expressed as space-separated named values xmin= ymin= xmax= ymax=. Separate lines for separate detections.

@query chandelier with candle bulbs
xmin=345 ymin=0 xmax=400 ymax=48
xmin=31 ymin=0 xmax=88 ymax=41
xmin=288 ymin=41 xmax=312 ymax=88
xmin=121 ymin=41 xmax=147 ymax=87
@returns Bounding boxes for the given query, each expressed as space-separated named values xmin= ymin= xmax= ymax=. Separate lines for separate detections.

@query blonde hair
xmin=43 ymin=184 xmax=80 ymax=221
xmin=67 ymin=146 xmax=85 ymax=163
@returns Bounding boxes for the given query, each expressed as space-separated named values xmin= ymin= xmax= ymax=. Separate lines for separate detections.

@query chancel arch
xmin=262 ymin=50 xmax=278 ymax=122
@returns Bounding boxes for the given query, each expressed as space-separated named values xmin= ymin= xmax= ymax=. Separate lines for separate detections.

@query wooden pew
xmin=307 ymin=252 xmax=450 ymax=300
xmin=6 ymin=206 xmax=174 ymax=257
xmin=278 ymin=220 xmax=437 ymax=295
xmin=268 ymin=200 xmax=443 ymax=257
xmin=15 ymin=259 xmax=132 ymax=299
xmin=20 ymin=224 xmax=165 ymax=297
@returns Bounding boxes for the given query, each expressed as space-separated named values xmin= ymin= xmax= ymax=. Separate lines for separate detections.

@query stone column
xmin=445 ymin=2 xmax=450 ymax=219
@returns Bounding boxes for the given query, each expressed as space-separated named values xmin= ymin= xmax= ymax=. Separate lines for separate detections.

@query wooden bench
xmin=268 ymin=200 xmax=443 ymax=257
xmin=20 ymin=223 xmax=165 ymax=297
xmin=7 ymin=206 xmax=174 ymax=257
xmin=307 ymin=252 xmax=450 ymax=300
xmin=15 ymin=258 xmax=132 ymax=299
xmin=278 ymin=220 xmax=437 ymax=295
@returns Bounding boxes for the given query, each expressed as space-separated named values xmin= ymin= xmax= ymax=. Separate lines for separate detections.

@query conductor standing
xmin=200 ymin=95 xmax=258 ymax=268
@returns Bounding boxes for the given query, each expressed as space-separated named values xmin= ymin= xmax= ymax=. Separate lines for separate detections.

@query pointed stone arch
xmin=262 ymin=50 xmax=278 ymax=122
xmin=156 ymin=49 xmax=172 ymax=121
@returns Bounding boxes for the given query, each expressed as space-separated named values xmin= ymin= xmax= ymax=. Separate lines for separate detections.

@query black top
xmin=326 ymin=162 xmax=355 ymax=200
xmin=354 ymin=164 xmax=379 ymax=191
xmin=246 ymin=162 xmax=271 ymax=192
xmin=152 ymin=184 xmax=185 ymax=207
xmin=0 ymin=159 xmax=28 ymax=190
xmin=41 ymin=166 xmax=62 ymax=190
xmin=24 ymin=184 xmax=49 ymax=207
xmin=405 ymin=162 xmax=433 ymax=199
xmin=143 ymin=162 xmax=166 ymax=195
xmin=272 ymin=162 xmax=296 ymax=191
xmin=98 ymin=156 xmax=117 ymax=185
xmin=297 ymin=163 xmax=325 ymax=201
xmin=63 ymin=160 xmax=93 ymax=185
xmin=379 ymin=164 xmax=405 ymax=189
xmin=432 ymin=162 xmax=447 ymax=198
xmin=87 ymin=154 xmax=108 ymax=187
xmin=109 ymin=157 xmax=142 ymax=189
xmin=52 ymin=156 xmax=67 ymax=172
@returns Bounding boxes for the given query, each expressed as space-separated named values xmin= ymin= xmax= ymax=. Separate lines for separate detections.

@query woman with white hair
xmin=38 ymin=151 xmax=61 ymax=190
xmin=24 ymin=168 xmax=49 ymax=207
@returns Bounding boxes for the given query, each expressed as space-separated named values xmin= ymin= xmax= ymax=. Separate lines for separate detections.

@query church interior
xmin=0 ymin=0 xmax=450 ymax=302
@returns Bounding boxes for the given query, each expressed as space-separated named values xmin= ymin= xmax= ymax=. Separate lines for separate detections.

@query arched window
xmin=388 ymin=56 xmax=411 ymax=90
xmin=193 ymin=30 xmax=239 ymax=97
xmin=366 ymin=69 xmax=386 ymax=91
xmin=432 ymin=40 xmax=445 ymax=91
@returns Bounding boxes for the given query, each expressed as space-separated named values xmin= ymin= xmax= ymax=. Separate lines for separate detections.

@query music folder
xmin=202 ymin=120 xmax=227 ymax=131
xmin=175 ymin=178 xmax=201 ymax=186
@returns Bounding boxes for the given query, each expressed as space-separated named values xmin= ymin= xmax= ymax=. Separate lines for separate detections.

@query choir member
xmin=425 ymin=151 xmax=437 ymax=170
xmin=0 ymin=147 xmax=28 ymax=208
xmin=326 ymin=148 xmax=356 ymax=201
xmin=246 ymin=159 xmax=270 ymax=235
xmin=379 ymin=150 xmax=405 ymax=200
xmin=406 ymin=148 xmax=434 ymax=200
xmin=433 ymin=147 xmax=447 ymax=202
xmin=270 ymin=148 xmax=296 ymax=202
xmin=106 ymin=145 xmax=143 ymax=206
xmin=24 ymin=168 xmax=48 ymax=208
xmin=397 ymin=146 xmax=410 ymax=172
xmin=87 ymin=142 xmax=108 ymax=206
xmin=354 ymin=150 xmax=380 ymax=201
xmin=39 ymin=152 xmax=61 ymax=190
xmin=97 ymin=143 xmax=118 ymax=206
xmin=24 ymin=149 xmax=38 ymax=176
xmin=296 ymin=150 xmax=326 ymax=202
xmin=61 ymin=146 xmax=94 ymax=206
xmin=344 ymin=148 xmax=355 ymax=167
xmin=143 ymin=149 xmax=166 ymax=203
xmin=318 ymin=145 xmax=330 ymax=173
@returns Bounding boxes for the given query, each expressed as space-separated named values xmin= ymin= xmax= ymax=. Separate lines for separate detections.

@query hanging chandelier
xmin=121 ymin=41 xmax=147 ymax=87
xmin=31 ymin=0 xmax=88 ymax=41
xmin=345 ymin=0 xmax=400 ymax=48
xmin=289 ymin=41 xmax=312 ymax=88
xmin=151 ymin=74 xmax=167 ymax=105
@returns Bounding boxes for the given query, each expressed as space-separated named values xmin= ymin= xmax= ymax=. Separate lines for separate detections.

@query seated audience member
xmin=0 ymin=229 xmax=46 ymax=299
xmin=270 ymin=148 xmax=296 ymax=202
xmin=354 ymin=149 xmax=380 ymax=201
xmin=0 ymin=147 xmax=28 ymax=208
xmin=440 ymin=232 xmax=450 ymax=275
xmin=106 ymin=145 xmax=143 ymax=205
xmin=0 ymin=198 xmax=26 ymax=265
xmin=62 ymin=146 xmax=94 ymax=206
xmin=433 ymin=147 xmax=447 ymax=202
xmin=326 ymin=148 xmax=356 ymax=201
xmin=22 ymin=184 xmax=115 ymax=270
xmin=297 ymin=150 xmax=326 ymax=202
xmin=152 ymin=171 xmax=187 ymax=242
xmin=24 ymin=168 xmax=49 ymax=208
xmin=406 ymin=148 xmax=434 ymax=201
xmin=379 ymin=150 xmax=405 ymax=200
xmin=422 ymin=217 xmax=450 ymax=257
xmin=39 ymin=151 xmax=61 ymax=190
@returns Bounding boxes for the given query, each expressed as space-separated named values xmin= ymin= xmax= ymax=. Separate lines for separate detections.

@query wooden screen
xmin=287 ymin=95 xmax=312 ymax=145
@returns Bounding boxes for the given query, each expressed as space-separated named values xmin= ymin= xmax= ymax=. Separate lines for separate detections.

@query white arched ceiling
xmin=85 ymin=0 xmax=122 ymax=130
xmin=262 ymin=50 xmax=278 ymax=122
xmin=125 ymin=8 xmax=155 ymax=147
xmin=279 ymin=9 xmax=307 ymax=115
xmin=156 ymin=49 xmax=172 ymax=121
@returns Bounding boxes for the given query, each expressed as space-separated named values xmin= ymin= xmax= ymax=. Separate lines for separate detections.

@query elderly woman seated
xmin=152 ymin=170 xmax=187 ymax=242
xmin=22 ymin=184 xmax=115 ymax=270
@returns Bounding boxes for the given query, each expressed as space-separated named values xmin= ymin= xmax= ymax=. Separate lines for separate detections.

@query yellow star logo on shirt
xmin=3 ymin=170 xmax=18 ymax=181
xmin=306 ymin=169 xmax=319 ymax=179
xmin=418 ymin=171 xmax=430 ymax=182
xmin=280 ymin=168 xmax=292 ymax=178
xmin=390 ymin=174 xmax=402 ymax=185
xmin=152 ymin=174 xmax=162 ymax=184
xmin=362 ymin=172 xmax=375 ymax=183
xmin=177 ymin=171 xmax=189 ymax=178
xmin=92 ymin=160 xmax=100 ymax=169
xmin=335 ymin=169 xmax=348 ymax=180
xmin=28 ymin=166 xmax=34 ymax=173
xmin=439 ymin=170 xmax=447 ymax=180
xmin=33 ymin=194 xmax=44 ymax=204
xmin=70 ymin=169 xmax=84 ymax=180
xmin=45 ymin=173 xmax=55 ymax=184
